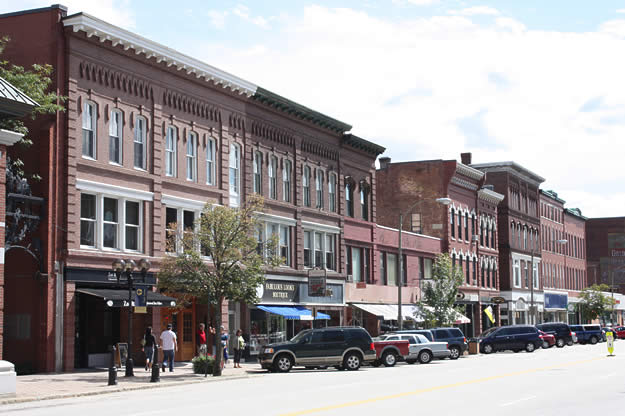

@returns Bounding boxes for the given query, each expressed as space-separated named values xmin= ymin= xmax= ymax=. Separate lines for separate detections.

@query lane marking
xmin=278 ymin=356 xmax=606 ymax=416
xmin=500 ymin=395 xmax=537 ymax=407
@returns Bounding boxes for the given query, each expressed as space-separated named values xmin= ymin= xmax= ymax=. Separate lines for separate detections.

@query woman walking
xmin=142 ymin=326 xmax=157 ymax=371
xmin=233 ymin=329 xmax=245 ymax=368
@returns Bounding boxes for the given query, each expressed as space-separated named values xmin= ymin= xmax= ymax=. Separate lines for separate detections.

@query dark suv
xmin=536 ymin=322 xmax=573 ymax=347
xmin=478 ymin=325 xmax=541 ymax=353
xmin=430 ymin=327 xmax=467 ymax=359
xmin=258 ymin=327 xmax=376 ymax=373
xmin=570 ymin=324 xmax=602 ymax=344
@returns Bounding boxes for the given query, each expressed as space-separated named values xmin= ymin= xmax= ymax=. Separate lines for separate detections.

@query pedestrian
xmin=142 ymin=326 xmax=157 ymax=371
xmin=220 ymin=325 xmax=229 ymax=367
xmin=197 ymin=323 xmax=207 ymax=357
xmin=160 ymin=323 xmax=178 ymax=372
xmin=233 ymin=329 xmax=245 ymax=368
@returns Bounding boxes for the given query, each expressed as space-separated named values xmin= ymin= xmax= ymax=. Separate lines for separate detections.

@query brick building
xmin=471 ymin=160 xmax=544 ymax=326
xmin=539 ymin=190 xmax=587 ymax=324
xmin=376 ymin=154 xmax=504 ymax=337
xmin=0 ymin=5 xmax=396 ymax=372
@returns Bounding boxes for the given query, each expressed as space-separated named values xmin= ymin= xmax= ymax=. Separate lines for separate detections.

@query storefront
xmin=501 ymin=291 xmax=544 ymax=325
xmin=246 ymin=276 xmax=344 ymax=358
xmin=544 ymin=291 xmax=568 ymax=323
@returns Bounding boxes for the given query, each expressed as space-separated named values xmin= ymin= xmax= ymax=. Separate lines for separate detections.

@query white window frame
xmin=329 ymin=173 xmax=336 ymax=212
xmin=302 ymin=227 xmax=338 ymax=271
xmin=262 ymin=222 xmax=291 ymax=266
xmin=80 ymin=193 xmax=97 ymax=248
xmin=186 ymin=131 xmax=198 ymax=182
xmin=533 ymin=263 xmax=539 ymax=289
xmin=124 ymin=200 xmax=141 ymax=252
xmin=229 ymin=143 xmax=241 ymax=207
xmin=109 ymin=109 xmax=122 ymax=165
xmin=165 ymin=126 xmax=177 ymax=177
xmin=513 ymin=259 xmax=521 ymax=288
xmin=303 ymin=165 xmax=311 ymax=207
xmin=269 ymin=156 xmax=278 ymax=200
xmin=253 ymin=151 xmax=262 ymax=194
xmin=134 ymin=115 xmax=147 ymax=170
xmin=206 ymin=137 xmax=216 ymax=185
xmin=164 ymin=205 xmax=201 ymax=255
xmin=82 ymin=100 xmax=97 ymax=159
xmin=283 ymin=159 xmax=291 ymax=203
xmin=102 ymin=196 xmax=120 ymax=250
xmin=316 ymin=169 xmax=324 ymax=210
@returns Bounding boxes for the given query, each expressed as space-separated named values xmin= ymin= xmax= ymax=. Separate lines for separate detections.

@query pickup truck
xmin=380 ymin=333 xmax=450 ymax=363
xmin=371 ymin=338 xmax=410 ymax=367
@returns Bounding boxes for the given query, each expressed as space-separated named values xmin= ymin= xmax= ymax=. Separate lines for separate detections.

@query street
xmin=1 ymin=343 xmax=621 ymax=416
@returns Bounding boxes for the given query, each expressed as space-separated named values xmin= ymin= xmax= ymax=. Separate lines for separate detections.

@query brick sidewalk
xmin=2 ymin=362 xmax=261 ymax=405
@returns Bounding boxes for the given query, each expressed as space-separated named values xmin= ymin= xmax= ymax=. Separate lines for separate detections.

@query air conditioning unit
xmin=346 ymin=275 xmax=353 ymax=283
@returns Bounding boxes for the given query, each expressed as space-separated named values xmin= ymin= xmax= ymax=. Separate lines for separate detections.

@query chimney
xmin=379 ymin=157 xmax=391 ymax=170
xmin=460 ymin=152 xmax=472 ymax=165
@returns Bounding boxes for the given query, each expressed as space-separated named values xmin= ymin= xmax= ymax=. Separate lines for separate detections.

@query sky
xmin=2 ymin=1 xmax=625 ymax=218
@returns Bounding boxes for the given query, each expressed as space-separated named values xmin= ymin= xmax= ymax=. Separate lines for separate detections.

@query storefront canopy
xmin=76 ymin=288 xmax=177 ymax=307
xmin=257 ymin=305 xmax=330 ymax=320
xmin=351 ymin=303 xmax=470 ymax=324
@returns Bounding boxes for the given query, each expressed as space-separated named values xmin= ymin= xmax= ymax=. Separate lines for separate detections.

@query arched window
xmin=302 ymin=165 xmax=311 ymax=207
xmin=450 ymin=209 xmax=455 ymax=238
xmin=360 ymin=181 xmax=369 ymax=221
xmin=165 ymin=126 xmax=177 ymax=177
xmin=82 ymin=100 xmax=97 ymax=159
xmin=109 ymin=108 xmax=122 ymax=164
xmin=345 ymin=179 xmax=354 ymax=217
xmin=134 ymin=115 xmax=147 ymax=170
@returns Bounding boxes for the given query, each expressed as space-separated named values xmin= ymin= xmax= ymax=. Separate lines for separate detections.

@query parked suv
xmin=570 ymin=324 xmax=602 ymax=345
xmin=536 ymin=322 xmax=573 ymax=347
xmin=258 ymin=327 xmax=376 ymax=373
xmin=478 ymin=325 xmax=541 ymax=353
xmin=429 ymin=327 xmax=468 ymax=359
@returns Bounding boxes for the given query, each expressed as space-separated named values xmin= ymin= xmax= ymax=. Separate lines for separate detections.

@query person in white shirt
xmin=160 ymin=324 xmax=178 ymax=372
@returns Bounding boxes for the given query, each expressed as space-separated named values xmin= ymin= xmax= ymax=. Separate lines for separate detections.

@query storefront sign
xmin=545 ymin=293 xmax=568 ymax=310
xmin=491 ymin=296 xmax=506 ymax=304
xmin=66 ymin=267 xmax=156 ymax=285
xmin=308 ymin=270 xmax=327 ymax=297
xmin=259 ymin=279 xmax=344 ymax=304
xmin=261 ymin=281 xmax=298 ymax=302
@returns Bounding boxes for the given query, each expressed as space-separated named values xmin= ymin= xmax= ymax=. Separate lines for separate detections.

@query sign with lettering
xmin=308 ymin=269 xmax=327 ymax=297
xmin=261 ymin=280 xmax=298 ymax=303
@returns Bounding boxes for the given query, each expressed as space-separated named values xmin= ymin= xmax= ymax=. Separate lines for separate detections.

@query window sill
xmin=134 ymin=167 xmax=148 ymax=172
xmin=82 ymin=155 xmax=97 ymax=161
xmin=109 ymin=161 xmax=123 ymax=167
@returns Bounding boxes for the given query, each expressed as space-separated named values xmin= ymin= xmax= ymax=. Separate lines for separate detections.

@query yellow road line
xmin=278 ymin=356 xmax=606 ymax=416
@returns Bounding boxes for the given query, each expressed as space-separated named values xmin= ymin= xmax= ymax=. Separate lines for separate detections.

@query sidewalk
xmin=3 ymin=361 xmax=262 ymax=405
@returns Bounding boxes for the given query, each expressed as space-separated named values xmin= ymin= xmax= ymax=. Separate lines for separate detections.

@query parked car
xmin=539 ymin=330 xmax=555 ymax=348
xmin=569 ymin=324 xmax=602 ymax=345
xmin=478 ymin=325 xmax=541 ymax=353
xmin=613 ymin=326 xmax=625 ymax=339
xmin=535 ymin=322 xmax=573 ymax=347
xmin=371 ymin=337 xmax=410 ymax=367
xmin=258 ymin=327 xmax=376 ymax=373
xmin=394 ymin=329 xmax=434 ymax=342
xmin=429 ymin=327 xmax=468 ymax=359
xmin=379 ymin=333 xmax=451 ymax=363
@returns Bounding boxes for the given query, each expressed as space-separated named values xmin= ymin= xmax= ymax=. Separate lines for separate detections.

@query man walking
xmin=160 ymin=323 xmax=178 ymax=372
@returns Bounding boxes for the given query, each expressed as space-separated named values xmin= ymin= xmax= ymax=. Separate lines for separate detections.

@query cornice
xmin=455 ymin=162 xmax=484 ymax=181
xmin=63 ymin=13 xmax=257 ymax=97
xmin=471 ymin=161 xmax=545 ymax=187
xmin=450 ymin=176 xmax=479 ymax=191
xmin=478 ymin=188 xmax=505 ymax=205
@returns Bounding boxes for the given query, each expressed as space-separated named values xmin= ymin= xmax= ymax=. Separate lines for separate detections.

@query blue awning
xmin=257 ymin=305 xmax=330 ymax=320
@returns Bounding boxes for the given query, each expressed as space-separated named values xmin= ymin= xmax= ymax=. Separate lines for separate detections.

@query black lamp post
xmin=112 ymin=258 xmax=151 ymax=377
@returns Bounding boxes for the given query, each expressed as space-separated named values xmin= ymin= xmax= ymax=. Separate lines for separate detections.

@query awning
xmin=352 ymin=303 xmax=470 ymax=324
xmin=257 ymin=305 xmax=330 ymax=320
xmin=76 ymin=288 xmax=177 ymax=308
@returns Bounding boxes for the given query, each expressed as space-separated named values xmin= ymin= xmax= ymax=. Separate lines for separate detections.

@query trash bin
xmin=468 ymin=340 xmax=479 ymax=355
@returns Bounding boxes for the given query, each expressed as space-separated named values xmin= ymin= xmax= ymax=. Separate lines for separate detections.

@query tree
xmin=157 ymin=196 xmax=280 ymax=376
xmin=576 ymin=284 xmax=615 ymax=323
xmin=415 ymin=253 xmax=464 ymax=328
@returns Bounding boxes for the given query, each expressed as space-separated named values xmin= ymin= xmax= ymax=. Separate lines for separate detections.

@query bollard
xmin=108 ymin=345 xmax=118 ymax=386
xmin=150 ymin=349 xmax=160 ymax=383
xmin=125 ymin=358 xmax=134 ymax=377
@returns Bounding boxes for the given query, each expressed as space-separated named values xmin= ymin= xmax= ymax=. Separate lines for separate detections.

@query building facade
xmin=375 ymin=154 xmax=504 ymax=337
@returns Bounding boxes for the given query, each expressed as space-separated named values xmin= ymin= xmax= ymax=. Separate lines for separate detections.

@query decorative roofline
xmin=540 ymin=189 xmax=566 ymax=204
xmin=478 ymin=188 xmax=505 ymax=204
xmin=564 ymin=208 xmax=587 ymax=220
xmin=342 ymin=134 xmax=385 ymax=157
xmin=63 ymin=13 xmax=258 ymax=97
xmin=471 ymin=161 xmax=545 ymax=186
xmin=455 ymin=162 xmax=484 ymax=181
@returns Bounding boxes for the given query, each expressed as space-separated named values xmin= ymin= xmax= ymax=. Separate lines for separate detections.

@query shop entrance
xmin=161 ymin=308 xmax=195 ymax=361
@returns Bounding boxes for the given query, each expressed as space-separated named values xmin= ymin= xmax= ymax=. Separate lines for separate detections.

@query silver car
xmin=380 ymin=334 xmax=451 ymax=364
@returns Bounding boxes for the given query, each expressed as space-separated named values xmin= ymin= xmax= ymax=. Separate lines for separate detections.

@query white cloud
xmin=599 ymin=19 xmax=625 ymax=38
xmin=449 ymin=6 xmax=500 ymax=16
xmin=189 ymin=6 xmax=625 ymax=217
xmin=232 ymin=4 xmax=270 ymax=29
xmin=392 ymin=0 xmax=439 ymax=5
xmin=617 ymin=9 xmax=625 ymax=13
xmin=207 ymin=10 xmax=229 ymax=29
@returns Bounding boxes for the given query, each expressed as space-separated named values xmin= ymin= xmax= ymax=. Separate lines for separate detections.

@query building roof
xmin=0 ymin=76 xmax=38 ymax=117
xmin=62 ymin=12 xmax=354 ymax=134
xmin=471 ymin=161 xmax=545 ymax=186
xmin=540 ymin=189 xmax=566 ymax=204
xmin=564 ymin=207 xmax=587 ymax=220
xmin=342 ymin=134 xmax=386 ymax=156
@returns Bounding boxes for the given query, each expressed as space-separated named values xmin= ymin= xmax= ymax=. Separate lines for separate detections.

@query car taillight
xmin=370 ymin=342 xmax=375 ymax=351
xmin=463 ymin=337 xmax=467 ymax=343
xmin=569 ymin=331 xmax=573 ymax=337
xmin=446 ymin=343 xmax=449 ymax=349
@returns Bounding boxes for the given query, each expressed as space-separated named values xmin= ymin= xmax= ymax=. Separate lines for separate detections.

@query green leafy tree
xmin=415 ymin=253 xmax=464 ymax=328
xmin=576 ymin=284 xmax=615 ymax=323
xmin=158 ymin=196 xmax=281 ymax=376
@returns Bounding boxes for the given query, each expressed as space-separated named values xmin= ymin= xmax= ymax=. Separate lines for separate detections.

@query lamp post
xmin=397 ymin=197 xmax=452 ymax=330
xmin=112 ymin=258 xmax=151 ymax=377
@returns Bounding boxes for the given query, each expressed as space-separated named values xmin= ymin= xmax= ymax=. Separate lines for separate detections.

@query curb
xmin=1 ymin=373 xmax=253 ymax=405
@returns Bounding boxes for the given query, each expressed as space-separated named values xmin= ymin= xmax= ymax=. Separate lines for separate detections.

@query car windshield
xmin=290 ymin=330 xmax=312 ymax=343
xmin=479 ymin=327 xmax=498 ymax=338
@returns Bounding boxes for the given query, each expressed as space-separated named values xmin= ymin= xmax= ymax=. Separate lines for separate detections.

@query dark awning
xmin=76 ymin=288 xmax=176 ymax=308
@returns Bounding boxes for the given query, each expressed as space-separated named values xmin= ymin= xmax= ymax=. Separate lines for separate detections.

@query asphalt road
xmin=2 ymin=342 xmax=622 ymax=416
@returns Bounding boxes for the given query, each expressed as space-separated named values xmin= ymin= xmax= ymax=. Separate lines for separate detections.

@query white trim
xmin=376 ymin=224 xmax=441 ymax=241
xmin=63 ymin=14 xmax=257 ymax=97
xmin=76 ymin=178 xmax=153 ymax=201
xmin=302 ymin=220 xmax=340 ymax=234
xmin=0 ymin=222 xmax=5 ymax=227
xmin=511 ymin=251 xmax=542 ymax=264
xmin=0 ymin=247 xmax=4 ymax=264
xmin=256 ymin=212 xmax=297 ymax=227
xmin=0 ymin=129 xmax=23 ymax=146
xmin=161 ymin=194 xmax=207 ymax=211
xmin=264 ymin=274 xmax=344 ymax=286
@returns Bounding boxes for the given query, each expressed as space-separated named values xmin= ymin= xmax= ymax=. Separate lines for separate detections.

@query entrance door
xmin=179 ymin=312 xmax=194 ymax=360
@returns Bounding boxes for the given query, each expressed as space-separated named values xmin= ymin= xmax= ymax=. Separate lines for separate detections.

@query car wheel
xmin=449 ymin=346 xmax=461 ymax=360
xmin=274 ymin=354 xmax=293 ymax=373
xmin=542 ymin=341 xmax=549 ymax=349
xmin=418 ymin=350 xmax=433 ymax=364
xmin=525 ymin=342 xmax=536 ymax=353
xmin=406 ymin=359 xmax=417 ymax=364
xmin=382 ymin=351 xmax=397 ymax=367
xmin=590 ymin=336 xmax=598 ymax=345
xmin=343 ymin=353 xmax=361 ymax=371
xmin=482 ymin=344 xmax=494 ymax=354
xmin=566 ymin=340 xmax=574 ymax=346
xmin=556 ymin=338 xmax=565 ymax=348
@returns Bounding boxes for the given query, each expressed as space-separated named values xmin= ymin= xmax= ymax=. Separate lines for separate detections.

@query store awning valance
xmin=76 ymin=288 xmax=177 ymax=308
xmin=257 ymin=305 xmax=330 ymax=320
xmin=351 ymin=303 xmax=470 ymax=324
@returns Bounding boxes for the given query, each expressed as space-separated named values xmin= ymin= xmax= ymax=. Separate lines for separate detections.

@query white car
xmin=379 ymin=334 xmax=451 ymax=364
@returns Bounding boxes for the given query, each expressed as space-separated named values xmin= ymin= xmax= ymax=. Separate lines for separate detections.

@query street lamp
xmin=112 ymin=258 xmax=151 ymax=377
xmin=397 ymin=197 xmax=452 ymax=330
xmin=530 ymin=238 xmax=567 ymax=325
